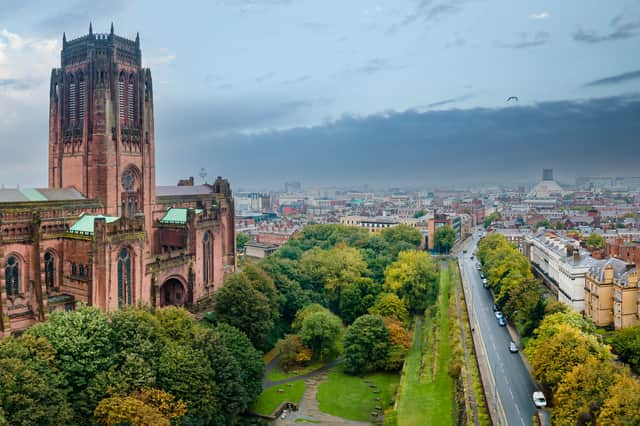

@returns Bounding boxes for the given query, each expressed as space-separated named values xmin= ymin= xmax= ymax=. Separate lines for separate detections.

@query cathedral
xmin=0 ymin=25 xmax=236 ymax=336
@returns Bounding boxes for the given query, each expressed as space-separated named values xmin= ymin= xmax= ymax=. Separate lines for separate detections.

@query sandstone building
xmin=0 ymin=25 xmax=236 ymax=336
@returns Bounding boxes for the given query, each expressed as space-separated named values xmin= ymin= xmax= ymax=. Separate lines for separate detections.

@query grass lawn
xmin=267 ymin=360 xmax=326 ymax=382
xmin=250 ymin=380 xmax=306 ymax=416
xmin=396 ymin=267 xmax=455 ymax=426
xmin=317 ymin=366 xmax=399 ymax=421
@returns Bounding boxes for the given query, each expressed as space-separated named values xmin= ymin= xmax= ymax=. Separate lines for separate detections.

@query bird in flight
xmin=506 ymin=96 xmax=519 ymax=102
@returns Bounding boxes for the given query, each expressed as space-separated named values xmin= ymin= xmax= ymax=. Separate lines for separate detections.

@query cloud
xmin=357 ymin=58 xmax=404 ymax=74
xmin=387 ymin=0 xmax=470 ymax=35
xmin=419 ymin=94 xmax=474 ymax=108
xmin=37 ymin=1 xmax=129 ymax=34
xmin=584 ymin=70 xmax=640 ymax=87
xmin=154 ymin=95 xmax=640 ymax=188
xmin=528 ymin=11 xmax=550 ymax=20
xmin=572 ymin=15 xmax=640 ymax=43
xmin=146 ymin=53 xmax=176 ymax=67
xmin=445 ymin=33 xmax=466 ymax=48
xmin=256 ymin=72 xmax=276 ymax=83
xmin=0 ymin=78 xmax=39 ymax=91
xmin=280 ymin=74 xmax=311 ymax=85
xmin=498 ymin=31 xmax=550 ymax=48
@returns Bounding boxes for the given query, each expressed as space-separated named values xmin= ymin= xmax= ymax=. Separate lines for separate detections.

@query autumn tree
xmin=384 ymin=250 xmax=439 ymax=313
xmin=597 ymin=375 xmax=640 ymax=425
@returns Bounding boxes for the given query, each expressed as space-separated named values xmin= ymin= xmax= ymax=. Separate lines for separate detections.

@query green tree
xmin=343 ymin=315 xmax=390 ymax=374
xmin=27 ymin=306 xmax=116 ymax=419
xmin=552 ymin=358 xmax=624 ymax=425
xmin=413 ymin=209 xmax=427 ymax=219
xmin=381 ymin=224 xmax=422 ymax=247
xmin=433 ymin=224 xmax=456 ymax=254
xmin=368 ymin=292 xmax=409 ymax=324
xmin=337 ymin=277 xmax=380 ymax=324
xmin=94 ymin=395 xmax=169 ymax=426
xmin=483 ymin=211 xmax=500 ymax=228
xmin=0 ymin=335 xmax=73 ymax=426
xmin=292 ymin=303 xmax=330 ymax=331
xmin=384 ymin=250 xmax=439 ymax=313
xmin=535 ymin=220 xmax=551 ymax=229
xmin=608 ymin=326 xmax=640 ymax=372
xmin=597 ymin=375 xmax=640 ymax=425
xmin=236 ymin=232 xmax=251 ymax=252
xmin=299 ymin=310 xmax=343 ymax=361
xmin=586 ymin=233 xmax=605 ymax=250
xmin=213 ymin=272 xmax=274 ymax=350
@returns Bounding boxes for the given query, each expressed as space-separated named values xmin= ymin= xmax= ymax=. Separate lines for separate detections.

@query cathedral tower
xmin=49 ymin=24 xmax=156 ymax=218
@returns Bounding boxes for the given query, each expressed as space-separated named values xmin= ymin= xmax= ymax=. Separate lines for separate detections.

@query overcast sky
xmin=1 ymin=0 xmax=639 ymax=189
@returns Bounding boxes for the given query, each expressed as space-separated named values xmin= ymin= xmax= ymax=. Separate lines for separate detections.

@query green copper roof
xmin=159 ymin=208 xmax=203 ymax=225
xmin=19 ymin=188 xmax=48 ymax=201
xmin=68 ymin=214 xmax=119 ymax=235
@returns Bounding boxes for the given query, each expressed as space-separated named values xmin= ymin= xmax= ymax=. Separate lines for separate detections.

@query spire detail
xmin=89 ymin=22 xmax=93 ymax=35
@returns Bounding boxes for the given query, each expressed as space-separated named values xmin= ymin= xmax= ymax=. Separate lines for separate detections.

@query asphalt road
xmin=459 ymin=233 xmax=540 ymax=426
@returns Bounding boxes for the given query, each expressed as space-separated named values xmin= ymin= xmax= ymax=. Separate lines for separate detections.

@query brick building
xmin=0 ymin=26 xmax=236 ymax=336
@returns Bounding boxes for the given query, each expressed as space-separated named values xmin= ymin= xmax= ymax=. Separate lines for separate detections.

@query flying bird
xmin=506 ymin=96 xmax=519 ymax=102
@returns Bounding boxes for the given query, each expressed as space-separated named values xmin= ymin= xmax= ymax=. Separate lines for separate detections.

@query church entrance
xmin=160 ymin=278 xmax=186 ymax=307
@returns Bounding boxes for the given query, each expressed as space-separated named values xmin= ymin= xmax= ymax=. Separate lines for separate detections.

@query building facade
xmin=0 ymin=26 xmax=236 ymax=336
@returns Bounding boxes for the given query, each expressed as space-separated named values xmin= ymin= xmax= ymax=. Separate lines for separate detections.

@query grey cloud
xmin=387 ymin=0 xmax=470 ymax=36
xmin=256 ymin=72 xmax=276 ymax=83
xmin=498 ymin=32 xmax=550 ymax=48
xmin=572 ymin=15 xmax=640 ymax=43
xmin=357 ymin=58 xmax=404 ymax=75
xmin=420 ymin=94 xmax=474 ymax=108
xmin=0 ymin=79 xmax=40 ymax=91
xmin=280 ymin=74 xmax=311 ymax=85
xmin=38 ymin=0 xmax=129 ymax=34
xmin=584 ymin=70 xmax=640 ymax=87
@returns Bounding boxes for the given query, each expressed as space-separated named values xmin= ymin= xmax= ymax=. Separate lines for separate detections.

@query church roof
xmin=68 ymin=214 xmax=119 ymax=235
xmin=156 ymin=185 xmax=213 ymax=197
xmin=159 ymin=208 xmax=203 ymax=225
xmin=0 ymin=187 xmax=86 ymax=203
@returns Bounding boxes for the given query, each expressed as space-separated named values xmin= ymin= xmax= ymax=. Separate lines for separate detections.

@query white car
xmin=495 ymin=311 xmax=503 ymax=320
xmin=509 ymin=341 xmax=518 ymax=353
xmin=533 ymin=391 xmax=547 ymax=408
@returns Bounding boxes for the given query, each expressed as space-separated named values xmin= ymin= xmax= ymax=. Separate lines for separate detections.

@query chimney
xmin=573 ymin=249 xmax=580 ymax=262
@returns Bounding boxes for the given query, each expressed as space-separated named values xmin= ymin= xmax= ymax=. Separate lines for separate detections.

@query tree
xmin=608 ymin=326 xmax=640 ymax=372
xmin=213 ymin=272 xmax=274 ymax=349
xmin=343 ymin=315 xmax=390 ymax=374
xmin=275 ymin=334 xmax=309 ymax=371
xmin=413 ymin=209 xmax=427 ymax=219
xmin=384 ymin=250 xmax=439 ymax=313
xmin=597 ymin=375 xmax=640 ymax=425
xmin=433 ymin=224 xmax=456 ymax=254
xmin=292 ymin=303 xmax=330 ymax=331
xmin=381 ymin=224 xmax=422 ymax=247
xmin=552 ymin=358 xmax=624 ymax=425
xmin=525 ymin=324 xmax=609 ymax=393
xmin=368 ymin=292 xmax=409 ymax=324
xmin=586 ymin=233 xmax=605 ymax=250
xmin=236 ymin=232 xmax=251 ymax=252
xmin=26 ymin=306 xmax=116 ymax=419
xmin=0 ymin=335 xmax=73 ymax=425
xmin=337 ymin=277 xmax=380 ymax=324
xmin=94 ymin=396 xmax=169 ymax=426
xmin=213 ymin=323 xmax=264 ymax=408
xmin=299 ymin=310 xmax=343 ymax=361
xmin=535 ymin=220 xmax=551 ymax=229
xmin=483 ymin=211 xmax=500 ymax=228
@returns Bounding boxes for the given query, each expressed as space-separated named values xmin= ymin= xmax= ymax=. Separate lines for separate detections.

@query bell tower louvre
xmin=48 ymin=23 xmax=156 ymax=218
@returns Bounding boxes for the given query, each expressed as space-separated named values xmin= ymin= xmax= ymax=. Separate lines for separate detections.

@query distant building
xmin=528 ymin=169 xmax=564 ymax=199
xmin=284 ymin=182 xmax=302 ymax=193
xmin=245 ymin=242 xmax=278 ymax=259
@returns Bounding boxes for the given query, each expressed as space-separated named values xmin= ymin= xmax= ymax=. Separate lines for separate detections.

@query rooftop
xmin=0 ymin=187 xmax=86 ymax=203
xmin=68 ymin=214 xmax=119 ymax=235
xmin=159 ymin=208 xmax=203 ymax=225
xmin=156 ymin=185 xmax=213 ymax=197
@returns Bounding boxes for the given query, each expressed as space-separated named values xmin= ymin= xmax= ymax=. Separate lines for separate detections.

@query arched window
xmin=71 ymin=262 xmax=77 ymax=276
xmin=67 ymin=74 xmax=76 ymax=125
xmin=5 ymin=256 xmax=19 ymax=297
xmin=128 ymin=74 xmax=135 ymax=123
xmin=203 ymin=232 xmax=212 ymax=284
xmin=118 ymin=72 xmax=126 ymax=123
xmin=117 ymin=248 xmax=132 ymax=307
xmin=44 ymin=251 xmax=55 ymax=289
xmin=78 ymin=72 xmax=85 ymax=121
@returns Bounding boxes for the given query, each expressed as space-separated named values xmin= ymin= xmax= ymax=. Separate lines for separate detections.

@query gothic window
xmin=78 ymin=72 xmax=85 ymax=121
xmin=5 ymin=256 xmax=19 ymax=298
xmin=118 ymin=72 xmax=126 ymax=123
xmin=45 ymin=251 xmax=55 ymax=289
xmin=67 ymin=75 xmax=76 ymax=125
xmin=128 ymin=74 xmax=135 ymax=123
xmin=117 ymin=248 xmax=132 ymax=307
xmin=203 ymin=232 xmax=212 ymax=284
xmin=71 ymin=262 xmax=77 ymax=276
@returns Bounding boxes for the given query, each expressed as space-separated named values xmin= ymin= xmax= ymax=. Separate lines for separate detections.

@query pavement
xmin=458 ymin=232 xmax=549 ymax=426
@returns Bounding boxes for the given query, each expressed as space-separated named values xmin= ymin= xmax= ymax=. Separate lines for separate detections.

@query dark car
xmin=492 ymin=304 xmax=499 ymax=312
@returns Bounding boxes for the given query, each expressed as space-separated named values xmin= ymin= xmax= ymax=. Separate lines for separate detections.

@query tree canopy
xmin=433 ymin=224 xmax=456 ymax=254
xmin=384 ymin=250 xmax=439 ymax=313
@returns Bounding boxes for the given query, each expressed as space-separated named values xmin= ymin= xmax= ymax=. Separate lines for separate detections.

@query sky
xmin=1 ymin=0 xmax=639 ymax=189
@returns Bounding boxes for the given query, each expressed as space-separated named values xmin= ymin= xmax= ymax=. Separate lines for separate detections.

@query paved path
xmin=274 ymin=372 xmax=371 ymax=426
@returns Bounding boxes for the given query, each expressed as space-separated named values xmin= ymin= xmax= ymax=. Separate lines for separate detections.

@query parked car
xmin=495 ymin=311 xmax=503 ymax=319
xmin=480 ymin=273 xmax=485 ymax=279
xmin=476 ymin=263 xmax=481 ymax=270
xmin=463 ymin=250 xmax=467 ymax=254
xmin=509 ymin=341 xmax=518 ymax=353
xmin=492 ymin=304 xmax=499 ymax=312
xmin=498 ymin=317 xmax=506 ymax=327
xmin=533 ymin=391 xmax=547 ymax=408
xmin=482 ymin=278 xmax=489 ymax=288
xmin=470 ymin=255 xmax=474 ymax=260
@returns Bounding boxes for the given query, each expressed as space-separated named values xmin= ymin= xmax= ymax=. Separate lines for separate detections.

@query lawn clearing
xmin=267 ymin=360 xmax=326 ymax=382
xmin=317 ymin=366 xmax=399 ymax=421
xmin=250 ymin=380 xmax=305 ymax=416
xmin=396 ymin=267 xmax=455 ymax=426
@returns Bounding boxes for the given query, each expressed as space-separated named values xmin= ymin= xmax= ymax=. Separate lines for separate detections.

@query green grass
xmin=396 ymin=267 xmax=455 ymax=426
xmin=267 ymin=360 xmax=326 ymax=382
xmin=317 ymin=366 xmax=399 ymax=421
xmin=250 ymin=380 xmax=306 ymax=416
xmin=294 ymin=419 xmax=321 ymax=424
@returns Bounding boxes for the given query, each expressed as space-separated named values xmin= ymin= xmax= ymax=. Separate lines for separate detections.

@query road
xmin=459 ymin=233 xmax=540 ymax=426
